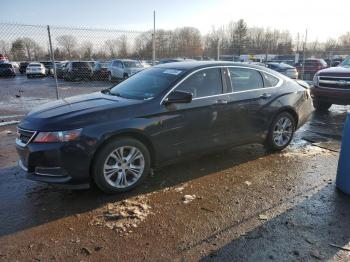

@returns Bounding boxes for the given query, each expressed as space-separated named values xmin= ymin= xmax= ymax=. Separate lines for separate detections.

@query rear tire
xmin=265 ymin=112 xmax=296 ymax=152
xmin=313 ymin=100 xmax=332 ymax=112
xmin=92 ymin=137 xmax=151 ymax=194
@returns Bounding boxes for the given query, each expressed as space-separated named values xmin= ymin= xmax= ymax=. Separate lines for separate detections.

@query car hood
xmin=318 ymin=66 xmax=350 ymax=77
xmin=19 ymin=92 xmax=143 ymax=131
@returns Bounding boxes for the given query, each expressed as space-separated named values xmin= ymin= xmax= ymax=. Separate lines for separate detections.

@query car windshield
xmin=341 ymin=56 xmax=350 ymax=67
xmin=123 ymin=61 xmax=142 ymax=68
xmin=108 ymin=67 xmax=184 ymax=100
xmin=41 ymin=62 xmax=53 ymax=67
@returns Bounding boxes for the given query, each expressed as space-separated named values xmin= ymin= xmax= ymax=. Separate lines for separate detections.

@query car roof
xmin=267 ymin=62 xmax=294 ymax=69
xmin=154 ymin=61 xmax=269 ymax=71
xmin=111 ymin=59 xmax=138 ymax=62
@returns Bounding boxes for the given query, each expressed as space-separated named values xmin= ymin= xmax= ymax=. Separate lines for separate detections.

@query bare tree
xmin=118 ymin=35 xmax=128 ymax=58
xmin=234 ymin=19 xmax=248 ymax=56
xmin=0 ymin=40 xmax=11 ymax=57
xmin=56 ymin=35 xmax=77 ymax=58
xmin=21 ymin=37 xmax=39 ymax=61
xmin=104 ymin=39 xmax=119 ymax=58
xmin=81 ymin=41 xmax=94 ymax=59
xmin=11 ymin=39 xmax=26 ymax=61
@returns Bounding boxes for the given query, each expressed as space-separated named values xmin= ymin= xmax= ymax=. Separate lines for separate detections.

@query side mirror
xmin=163 ymin=90 xmax=192 ymax=105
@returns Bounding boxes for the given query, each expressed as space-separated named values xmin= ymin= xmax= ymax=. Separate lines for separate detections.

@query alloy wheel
xmin=272 ymin=116 xmax=293 ymax=147
xmin=103 ymin=146 xmax=145 ymax=188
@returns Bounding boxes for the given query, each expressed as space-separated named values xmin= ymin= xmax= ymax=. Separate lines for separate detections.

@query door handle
xmin=216 ymin=99 xmax=228 ymax=104
xmin=259 ymin=93 xmax=272 ymax=99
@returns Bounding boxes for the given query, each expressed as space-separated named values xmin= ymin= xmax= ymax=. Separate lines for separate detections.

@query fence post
xmin=47 ymin=25 xmax=59 ymax=100
xmin=216 ymin=38 xmax=220 ymax=61
xmin=301 ymin=29 xmax=308 ymax=80
xmin=152 ymin=11 xmax=156 ymax=65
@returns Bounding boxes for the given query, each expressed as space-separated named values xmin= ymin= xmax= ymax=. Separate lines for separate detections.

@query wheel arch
xmin=89 ymin=130 xmax=156 ymax=178
xmin=271 ymin=106 xmax=299 ymax=129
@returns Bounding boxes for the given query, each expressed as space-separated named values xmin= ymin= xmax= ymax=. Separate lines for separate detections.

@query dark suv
xmin=19 ymin=62 xmax=29 ymax=74
xmin=311 ymin=55 xmax=350 ymax=111
xmin=63 ymin=61 xmax=93 ymax=81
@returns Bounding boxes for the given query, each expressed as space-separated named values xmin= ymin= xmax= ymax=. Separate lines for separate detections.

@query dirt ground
xmin=1 ymin=76 xmax=350 ymax=261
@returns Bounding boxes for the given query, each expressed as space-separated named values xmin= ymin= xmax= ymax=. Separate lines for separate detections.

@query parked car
xmin=311 ymin=55 xmax=350 ymax=111
xmin=55 ymin=62 xmax=67 ymax=79
xmin=92 ymin=61 xmax=109 ymax=80
xmin=63 ymin=61 xmax=93 ymax=81
xmin=40 ymin=61 xmax=54 ymax=76
xmin=26 ymin=62 xmax=46 ymax=78
xmin=266 ymin=62 xmax=298 ymax=79
xmin=16 ymin=61 xmax=312 ymax=193
xmin=10 ymin=62 xmax=19 ymax=69
xmin=140 ymin=60 xmax=152 ymax=68
xmin=107 ymin=59 xmax=144 ymax=82
xmin=158 ymin=58 xmax=195 ymax=64
xmin=295 ymin=59 xmax=327 ymax=81
xmin=19 ymin=62 xmax=29 ymax=74
xmin=0 ymin=63 xmax=16 ymax=77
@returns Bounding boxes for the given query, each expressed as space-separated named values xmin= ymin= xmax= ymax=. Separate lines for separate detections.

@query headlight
xmin=313 ymin=73 xmax=319 ymax=86
xmin=33 ymin=128 xmax=82 ymax=143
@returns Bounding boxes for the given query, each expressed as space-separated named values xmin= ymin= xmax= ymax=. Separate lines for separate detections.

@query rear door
xmin=223 ymin=67 xmax=281 ymax=144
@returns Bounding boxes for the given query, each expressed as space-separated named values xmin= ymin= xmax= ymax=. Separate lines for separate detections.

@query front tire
xmin=92 ymin=137 xmax=151 ymax=194
xmin=265 ymin=112 xmax=296 ymax=152
xmin=313 ymin=100 xmax=332 ymax=112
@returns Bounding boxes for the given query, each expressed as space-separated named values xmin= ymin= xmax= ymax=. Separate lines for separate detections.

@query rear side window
xmin=262 ymin=72 xmax=280 ymax=87
xmin=228 ymin=68 xmax=264 ymax=92
xmin=176 ymin=68 xmax=223 ymax=98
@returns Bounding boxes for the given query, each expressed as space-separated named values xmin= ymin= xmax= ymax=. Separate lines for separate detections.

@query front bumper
xmin=16 ymin=139 xmax=91 ymax=188
xmin=311 ymin=86 xmax=350 ymax=105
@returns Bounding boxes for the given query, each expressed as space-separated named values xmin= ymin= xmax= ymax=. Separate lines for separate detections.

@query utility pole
xmin=47 ymin=25 xmax=59 ymax=100
xmin=302 ymin=29 xmax=308 ymax=80
xmin=216 ymin=38 xmax=220 ymax=61
xmin=152 ymin=11 xmax=156 ymax=66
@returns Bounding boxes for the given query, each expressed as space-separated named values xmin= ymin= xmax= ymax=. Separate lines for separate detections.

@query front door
xmin=155 ymin=67 xmax=228 ymax=161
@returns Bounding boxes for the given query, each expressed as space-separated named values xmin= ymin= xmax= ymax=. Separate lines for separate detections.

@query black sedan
xmin=266 ymin=62 xmax=298 ymax=79
xmin=0 ymin=63 xmax=16 ymax=77
xmin=16 ymin=62 xmax=312 ymax=193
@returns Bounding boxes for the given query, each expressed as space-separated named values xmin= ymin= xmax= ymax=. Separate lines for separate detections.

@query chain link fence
xmin=1 ymin=22 xmax=350 ymax=116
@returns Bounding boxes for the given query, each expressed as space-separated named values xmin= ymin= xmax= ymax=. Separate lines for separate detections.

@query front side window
xmin=228 ymin=68 xmax=264 ymax=92
xmin=176 ymin=68 xmax=223 ymax=98
xmin=341 ymin=56 xmax=350 ymax=68
xmin=123 ymin=61 xmax=142 ymax=68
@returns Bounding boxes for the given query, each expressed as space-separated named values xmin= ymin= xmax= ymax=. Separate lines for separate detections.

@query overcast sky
xmin=2 ymin=0 xmax=348 ymax=42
